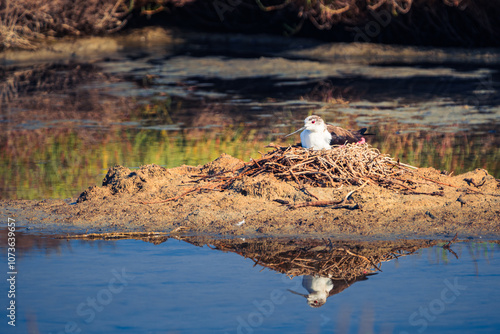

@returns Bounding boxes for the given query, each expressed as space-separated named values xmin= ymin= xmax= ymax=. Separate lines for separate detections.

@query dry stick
xmin=404 ymin=191 xmax=445 ymax=196
xmin=367 ymin=153 xmax=383 ymax=165
xmin=252 ymin=158 xmax=261 ymax=168
xmin=289 ymin=182 xmax=367 ymax=209
xmin=138 ymin=144 xmax=417 ymax=206
xmin=443 ymin=233 xmax=459 ymax=259
xmin=58 ymin=231 xmax=170 ymax=239
xmin=220 ymin=165 xmax=263 ymax=189
xmin=387 ymin=160 xmax=418 ymax=169
xmin=301 ymin=187 xmax=319 ymax=200
xmin=289 ymin=158 xmax=318 ymax=170
xmin=419 ymin=175 xmax=458 ymax=188
xmin=289 ymin=262 xmax=316 ymax=270
xmin=289 ymin=170 xmax=302 ymax=186
xmin=443 ymin=232 xmax=458 ymax=249
xmin=250 ymin=169 xmax=267 ymax=178
xmin=265 ymin=161 xmax=289 ymax=169
xmin=384 ymin=179 xmax=414 ymax=191
xmin=394 ymin=176 xmax=427 ymax=186
xmin=290 ymin=200 xmax=344 ymax=209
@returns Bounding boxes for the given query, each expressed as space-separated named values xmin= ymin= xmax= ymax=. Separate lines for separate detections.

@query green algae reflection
xmin=1 ymin=124 xmax=498 ymax=200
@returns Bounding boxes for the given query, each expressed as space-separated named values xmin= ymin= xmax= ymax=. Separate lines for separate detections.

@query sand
xmin=2 ymin=148 xmax=499 ymax=239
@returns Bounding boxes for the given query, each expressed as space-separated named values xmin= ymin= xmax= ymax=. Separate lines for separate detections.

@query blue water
xmin=1 ymin=237 xmax=499 ymax=334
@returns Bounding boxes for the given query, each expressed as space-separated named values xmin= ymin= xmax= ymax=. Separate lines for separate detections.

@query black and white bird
xmin=285 ymin=115 xmax=369 ymax=150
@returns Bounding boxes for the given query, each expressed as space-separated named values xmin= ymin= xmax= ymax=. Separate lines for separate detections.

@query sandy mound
xmin=2 ymin=145 xmax=500 ymax=238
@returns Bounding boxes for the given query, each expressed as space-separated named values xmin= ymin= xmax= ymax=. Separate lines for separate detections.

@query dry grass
xmin=0 ymin=1 xmax=39 ymax=50
xmin=0 ymin=0 xmax=129 ymax=50
xmin=259 ymin=0 xmax=500 ymax=30
xmin=0 ymin=0 xmax=195 ymax=50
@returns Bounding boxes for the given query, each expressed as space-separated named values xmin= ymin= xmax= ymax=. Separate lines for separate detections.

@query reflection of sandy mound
xmin=0 ymin=228 xmax=67 ymax=257
xmin=199 ymin=238 xmax=437 ymax=279
xmin=60 ymin=233 xmax=438 ymax=279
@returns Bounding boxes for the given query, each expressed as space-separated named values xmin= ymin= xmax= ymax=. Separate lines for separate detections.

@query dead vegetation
xmin=0 ymin=0 xmax=129 ymax=50
xmin=257 ymin=0 xmax=500 ymax=45
xmin=0 ymin=0 xmax=193 ymax=50
xmin=1 ymin=0 xmax=499 ymax=50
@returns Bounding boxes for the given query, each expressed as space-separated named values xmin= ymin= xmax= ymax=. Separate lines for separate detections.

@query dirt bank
xmin=2 ymin=146 xmax=499 ymax=239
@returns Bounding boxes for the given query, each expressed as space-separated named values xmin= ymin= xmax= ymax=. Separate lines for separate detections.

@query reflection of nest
xmin=60 ymin=233 xmax=443 ymax=279
xmin=207 ymin=238 xmax=436 ymax=279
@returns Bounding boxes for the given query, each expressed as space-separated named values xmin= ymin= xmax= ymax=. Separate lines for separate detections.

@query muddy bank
xmin=2 ymin=148 xmax=499 ymax=239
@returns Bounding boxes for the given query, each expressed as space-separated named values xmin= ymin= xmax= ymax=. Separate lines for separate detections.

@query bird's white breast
xmin=302 ymin=276 xmax=334 ymax=307
xmin=302 ymin=276 xmax=334 ymax=293
xmin=300 ymin=129 xmax=332 ymax=150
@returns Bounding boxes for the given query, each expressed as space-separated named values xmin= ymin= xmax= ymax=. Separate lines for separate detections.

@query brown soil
xmin=2 ymin=151 xmax=499 ymax=239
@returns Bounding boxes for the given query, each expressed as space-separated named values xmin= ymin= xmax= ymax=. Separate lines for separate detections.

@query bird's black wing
xmin=327 ymin=125 xmax=366 ymax=145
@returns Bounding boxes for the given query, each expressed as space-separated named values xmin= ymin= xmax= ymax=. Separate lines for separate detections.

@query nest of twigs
xmin=235 ymin=143 xmax=414 ymax=189
xmin=141 ymin=143 xmax=417 ymax=205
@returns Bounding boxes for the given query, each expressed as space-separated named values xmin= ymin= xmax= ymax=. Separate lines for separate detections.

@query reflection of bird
xmin=288 ymin=274 xmax=377 ymax=308
xmin=302 ymin=276 xmax=333 ymax=308
xmin=285 ymin=115 xmax=369 ymax=150
xmin=287 ymin=276 xmax=333 ymax=307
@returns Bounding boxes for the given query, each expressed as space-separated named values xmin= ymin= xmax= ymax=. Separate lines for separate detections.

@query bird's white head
xmin=304 ymin=115 xmax=326 ymax=132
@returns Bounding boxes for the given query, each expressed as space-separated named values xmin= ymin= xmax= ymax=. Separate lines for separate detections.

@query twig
xmin=443 ymin=233 xmax=459 ymax=259
xmin=288 ymin=182 xmax=367 ymax=209
xmin=419 ymin=176 xmax=458 ymax=187
xmin=301 ymin=187 xmax=319 ymax=200
xmin=407 ymin=191 xmax=445 ymax=196
xmin=337 ymin=247 xmax=382 ymax=272
xmin=443 ymin=233 xmax=458 ymax=249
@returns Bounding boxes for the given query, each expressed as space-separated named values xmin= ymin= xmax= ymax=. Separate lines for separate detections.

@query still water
xmin=0 ymin=232 xmax=499 ymax=334
xmin=2 ymin=32 xmax=500 ymax=333
xmin=1 ymin=32 xmax=499 ymax=200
